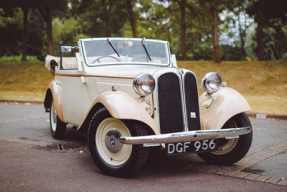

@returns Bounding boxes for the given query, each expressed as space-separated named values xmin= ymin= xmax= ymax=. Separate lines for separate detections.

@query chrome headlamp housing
xmin=201 ymin=72 xmax=222 ymax=94
xmin=133 ymin=73 xmax=155 ymax=96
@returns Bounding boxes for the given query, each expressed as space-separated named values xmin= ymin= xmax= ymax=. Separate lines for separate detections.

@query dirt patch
xmin=242 ymin=167 xmax=265 ymax=174
xmin=33 ymin=142 xmax=88 ymax=153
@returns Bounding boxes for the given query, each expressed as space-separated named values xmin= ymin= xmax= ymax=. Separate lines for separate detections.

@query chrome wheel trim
xmin=96 ymin=118 xmax=132 ymax=166
xmin=212 ymin=138 xmax=238 ymax=155
xmin=51 ymin=102 xmax=57 ymax=132
xmin=105 ymin=130 xmax=123 ymax=153
xmin=212 ymin=119 xmax=238 ymax=155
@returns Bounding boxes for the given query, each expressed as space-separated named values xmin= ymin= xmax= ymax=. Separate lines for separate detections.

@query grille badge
xmin=177 ymin=68 xmax=184 ymax=74
xmin=190 ymin=112 xmax=196 ymax=118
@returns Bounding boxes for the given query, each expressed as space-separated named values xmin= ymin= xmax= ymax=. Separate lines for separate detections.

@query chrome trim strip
xmin=143 ymin=143 xmax=161 ymax=147
xmin=120 ymin=126 xmax=251 ymax=145
xmin=225 ymin=136 xmax=239 ymax=139
xmin=180 ymin=72 xmax=188 ymax=132
xmin=55 ymin=74 xmax=134 ymax=79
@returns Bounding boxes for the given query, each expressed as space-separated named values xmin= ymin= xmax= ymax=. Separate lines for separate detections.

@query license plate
xmin=166 ymin=139 xmax=217 ymax=156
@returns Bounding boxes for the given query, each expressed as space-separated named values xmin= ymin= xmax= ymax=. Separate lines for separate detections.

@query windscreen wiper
xmin=107 ymin=38 xmax=120 ymax=57
xmin=141 ymin=37 xmax=152 ymax=61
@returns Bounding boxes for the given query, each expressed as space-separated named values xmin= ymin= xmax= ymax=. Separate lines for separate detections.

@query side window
xmin=59 ymin=43 xmax=79 ymax=70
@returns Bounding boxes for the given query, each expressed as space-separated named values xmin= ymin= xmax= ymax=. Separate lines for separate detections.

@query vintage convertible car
xmin=44 ymin=37 xmax=252 ymax=177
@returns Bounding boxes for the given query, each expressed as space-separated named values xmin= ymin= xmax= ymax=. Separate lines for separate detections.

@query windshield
xmin=81 ymin=38 xmax=170 ymax=66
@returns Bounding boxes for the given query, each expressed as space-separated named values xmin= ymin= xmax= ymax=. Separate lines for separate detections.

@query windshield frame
xmin=80 ymin=38 xmax=171 ymax=67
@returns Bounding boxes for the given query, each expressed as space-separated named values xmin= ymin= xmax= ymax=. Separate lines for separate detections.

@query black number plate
xmin=166 ymin=139 xmax=217 ymax=156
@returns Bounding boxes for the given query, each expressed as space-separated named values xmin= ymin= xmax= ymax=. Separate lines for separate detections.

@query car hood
xmin=85 ymin=65 xmax=171 ymax=78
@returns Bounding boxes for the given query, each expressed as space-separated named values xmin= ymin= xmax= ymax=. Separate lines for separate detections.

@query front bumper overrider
xmin=119 ymin=126 xmax=251 ymax=145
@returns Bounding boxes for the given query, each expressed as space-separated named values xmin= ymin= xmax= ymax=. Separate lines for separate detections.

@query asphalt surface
xmin=0 ymin=103 xmax=286 ymax=191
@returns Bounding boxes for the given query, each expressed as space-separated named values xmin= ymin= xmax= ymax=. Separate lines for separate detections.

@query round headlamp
xmin=133 ymin=73 xmax=155 ymax=96
xmin=201 ymin=72 xmax=222 ymax=94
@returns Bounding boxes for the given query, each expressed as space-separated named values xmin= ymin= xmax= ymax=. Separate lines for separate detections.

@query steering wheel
xmin=92 ymin=55 xmax=120 ymax=64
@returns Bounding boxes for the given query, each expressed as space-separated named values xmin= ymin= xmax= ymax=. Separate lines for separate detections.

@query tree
xmin=101 ymin=0 xmax=114 ymax=37
xmin=200 ymin=0 xmax=223 ymax=63
xmin=201 ymin=0 xmax=235 ymax=63
xmin=153 ymin=0 xmax=213 ymax=60
xmin=164 ymin=0 xmax=191 ymax=60
xmin=221 ymin=1 xmax=253 ymax=60
xmin=245 ymin=23 xmax=287 ymax=60
xmin=180 ymin=0 xmax=188 ymax=60
xmin=246 ymin=0 xmax=287 ymax=60
xmin=169 ymin=0 xmax=187 ymax=61
xmin=210 ymin=4 xmax=221 ymax=63
xmin=0 ymin=0 xmax=34 ymax=61
xmin=0 ymin=16 xmax=22 ymax=57
xmin=71 ymin=0 xmax=128 ymax=37
xmin=167 ymin=0 xmax=189 ymax=60
xmin=233 ymin=2 xmax=251 ymax=59
xmin=126 ymin=0 xmax=138 ymax=37
xmin=33 ymin=0 xmax=69 ymax=56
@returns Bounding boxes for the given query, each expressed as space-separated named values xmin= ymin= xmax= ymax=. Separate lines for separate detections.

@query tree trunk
xmin=179 ymin=0 xmax=187 ymax=60
xmin=22 ymin=7 xmax=29 ymax=62
xmin=126 ymin=0 xmax=138 ymax=38
xmin=102 ymin=0 xmax=112 ymax=37
xmin=238 ymin=12 xmax=246 ymax=58
xmin=211 ymin=5 xmax=221 ymax=63
xmin=257 ymin=0 xmax=264 ymax=60
xmin=46 ymin=0 xmax=54 ymax=56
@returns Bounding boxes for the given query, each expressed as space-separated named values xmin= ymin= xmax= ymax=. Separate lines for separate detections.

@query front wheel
xmin=197 ymin=112 xmax=252 ymax=166
xmin=88 ymin=108 xmax=149 ymax=177
xmin=50 ymin=100 xmax=66 ymax=139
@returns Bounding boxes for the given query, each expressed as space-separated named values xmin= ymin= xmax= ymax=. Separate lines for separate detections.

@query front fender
xmin=77 ymin=91 xmax=160 ymax=135
xmin=199 ymin=87 xmax=251 ymax=130
xmin=44 ymin=80 xmax=64 ymax=122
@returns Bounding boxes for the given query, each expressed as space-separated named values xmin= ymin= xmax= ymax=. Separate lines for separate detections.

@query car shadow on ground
xmin=41 ymin=126 xmax=236 ymax=179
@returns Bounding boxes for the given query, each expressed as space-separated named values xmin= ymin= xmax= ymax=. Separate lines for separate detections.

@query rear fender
xmin=199 ymin=87 xmax=251 ymax=130
xmin=77 ymin=91 xmax=159 ymax=135
xmin=44 ymin=80 xmax=64 ymax=122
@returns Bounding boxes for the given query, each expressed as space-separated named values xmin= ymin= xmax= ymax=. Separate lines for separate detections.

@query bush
xmin=0 ymin=55 xmax=39 ymax=62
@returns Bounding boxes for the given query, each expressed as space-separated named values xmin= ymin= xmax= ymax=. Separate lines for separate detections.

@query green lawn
xmin=0 ymin=60 xmax=286 ymax=115
xmin=178 ymin=60 xmax=287 ymax=115
xmin=0 ymin=61 xmax=53 ymax=101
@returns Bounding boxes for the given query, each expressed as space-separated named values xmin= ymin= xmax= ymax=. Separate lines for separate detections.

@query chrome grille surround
xmin=154 ymin=69 xmax=201 ymax=134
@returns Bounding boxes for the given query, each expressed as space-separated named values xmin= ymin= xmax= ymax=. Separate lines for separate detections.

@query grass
xmin=178 ymin=60 xmax=287 ymax=115
xmin=0 ymin=61 xmax=53 ymax=101
xmin=0 ymin=60 xmax=286 ymax=115
xmin=0 ymin=55 xmax=39 ymax=62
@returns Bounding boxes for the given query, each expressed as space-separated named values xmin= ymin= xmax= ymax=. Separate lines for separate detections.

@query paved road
xmin=0 ymin=103 xmax=286 ymax=191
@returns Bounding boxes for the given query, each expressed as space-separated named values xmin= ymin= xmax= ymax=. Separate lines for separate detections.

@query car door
xmin=55 ymin=44 xmax=91 ymax=126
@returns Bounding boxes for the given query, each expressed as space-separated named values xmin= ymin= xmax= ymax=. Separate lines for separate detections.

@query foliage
xmin=246 ymin=0 xmax=287 ymax=60
xmin=244 ymin=24 xmax=287 ymax=60
xmin=71 ymin=0 xmax=129 ymax=37
xmin=0 ymin=0 xmax=287 ymax=61
xmin=0 ymin=8 xmax=23 ymax=57
xmin=0 ymin=55 xmax=39 ymax=62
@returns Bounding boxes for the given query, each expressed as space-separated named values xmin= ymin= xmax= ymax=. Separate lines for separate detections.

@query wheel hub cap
xmin=105 ymin=130 xmax=122 ymax=153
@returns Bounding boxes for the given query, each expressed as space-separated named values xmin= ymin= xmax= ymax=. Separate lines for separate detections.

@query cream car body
xmin=44 ymin=38 xmax=252 ymax=177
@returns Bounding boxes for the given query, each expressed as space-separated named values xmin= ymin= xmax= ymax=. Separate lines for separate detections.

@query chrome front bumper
xmin=119 ymin=126 xmax=251 ymax=145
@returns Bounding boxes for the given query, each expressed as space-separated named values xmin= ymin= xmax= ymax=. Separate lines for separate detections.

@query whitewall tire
xmin=50 ymin=100 xmax=66 ymax=139
xmin=88 ymin=107 xmax=149 ymax=177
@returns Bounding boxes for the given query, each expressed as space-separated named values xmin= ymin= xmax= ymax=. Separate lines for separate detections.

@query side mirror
xmin=61 ymin=46 xmax=72 ymax=52
xmin=59 ymin=45 xmax=79 ymax=69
